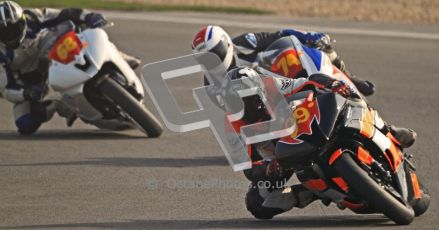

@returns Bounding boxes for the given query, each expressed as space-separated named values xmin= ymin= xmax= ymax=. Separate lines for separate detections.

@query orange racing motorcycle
xmin=274 ymin=87 xmax=430 ymax=225
xmin=251 ymin=35 xmax=431 ymax=225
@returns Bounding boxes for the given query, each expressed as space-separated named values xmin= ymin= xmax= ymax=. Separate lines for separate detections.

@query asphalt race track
xmin=1 ymin=12 xmax=438 ymax=229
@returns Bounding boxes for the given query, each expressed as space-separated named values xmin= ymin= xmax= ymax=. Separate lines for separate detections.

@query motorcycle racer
xmin=224 ymin=66 xmax=417 ymax=220
xmin=191 ymin=25 xmax=376 ymax=96
xmin=0 ymin=1 xmax=140 ymax=134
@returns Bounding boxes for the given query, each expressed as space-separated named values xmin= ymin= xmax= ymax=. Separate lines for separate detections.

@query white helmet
xmin=191 ymin=25 xmax=234 ymax=70
xmin=0 ymin=1 xmax=26 ymax=49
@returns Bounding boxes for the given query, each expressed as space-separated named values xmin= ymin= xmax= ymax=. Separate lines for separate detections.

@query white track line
xmin=105 ymin=11 xmax=439 ymax=40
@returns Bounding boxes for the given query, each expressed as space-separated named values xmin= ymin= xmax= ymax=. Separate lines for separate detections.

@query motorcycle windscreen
xmin=315 ymin=92 xmax=347 ymax=139
xmin=40 ymin=21 xmax=76 ymax=52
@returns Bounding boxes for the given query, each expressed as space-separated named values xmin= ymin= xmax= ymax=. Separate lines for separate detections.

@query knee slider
xmin=245 ymin=186 xmax=284 ymax=219
xmin=15 ymin=114 xmax=42 ymax=135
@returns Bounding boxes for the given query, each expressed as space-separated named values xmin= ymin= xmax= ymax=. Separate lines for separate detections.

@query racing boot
xmin=17 ymin=100 xmax=57 ymax=135
xmin=54 ymin=101 xmax=77 ymax=127
xmin=120 ymin=51 xmax=141 ymax=70
xmin=246 ymin=183 xmax=318 ymax=219
xmin=389 ymin=125 xmax=417 ymax=148
xmin=349 ymin=74 xmax=376 ymax=96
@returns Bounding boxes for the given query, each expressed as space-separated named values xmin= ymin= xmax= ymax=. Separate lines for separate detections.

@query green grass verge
xmin=15 ymin=0 xmax=272 ymax=15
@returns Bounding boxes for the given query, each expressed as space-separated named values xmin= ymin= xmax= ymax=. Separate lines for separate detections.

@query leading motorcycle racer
xmin=0 ymin=1 xmax=140 ymax=135
xmin=223 ymin=66 xmax=418 ymax=219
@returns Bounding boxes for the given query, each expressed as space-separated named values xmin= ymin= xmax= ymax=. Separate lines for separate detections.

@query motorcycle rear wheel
xmin=334 ymin=153 xmax=415 ymax=225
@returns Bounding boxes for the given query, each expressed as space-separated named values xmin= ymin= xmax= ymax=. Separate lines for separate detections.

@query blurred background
xmin=4 ymin=0 xmax=436 ymax=97
xmin=15 ymin=0 xmax=439 ymax=24
xmin=2 ymin=0 xmax=438 ymax=97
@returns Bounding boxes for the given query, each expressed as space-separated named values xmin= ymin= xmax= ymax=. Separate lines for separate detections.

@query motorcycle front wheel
xmin=100 ymin=77 xmax=163 ymax=137
xmin=333 ymin=153 xmax=415 ymax=225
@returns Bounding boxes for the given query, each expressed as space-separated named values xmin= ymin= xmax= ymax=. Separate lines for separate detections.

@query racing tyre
xmin=100 ymin=77 xmax=163 ymax=137
xmin=334 ymin=153 xmax=415 ymax=225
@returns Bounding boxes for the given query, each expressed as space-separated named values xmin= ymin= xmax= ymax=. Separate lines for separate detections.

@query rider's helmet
xmin=226 ymin=66 xmax=268 ymax=124
xmin=192 ymin=25 xmax=235 ymax=70
xmin=0 ymin=1 xmax=26 ymax=49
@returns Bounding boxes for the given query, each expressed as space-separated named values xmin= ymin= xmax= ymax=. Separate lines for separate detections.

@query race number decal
xmin=281 ymin=92 xmax=320 ymax=144
xmin=271 ymin=49 xmax=303 ymax=78
xmin=48 ymin=31 xmax=83 ymax=64
xmin=56 ymin=37 xmax=79 ymax=60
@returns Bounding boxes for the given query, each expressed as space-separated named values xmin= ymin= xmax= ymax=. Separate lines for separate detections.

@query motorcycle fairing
xmin=279 ymin=92 xmax=345 ymax=145
xmin=290 ymin=36 xmax=334 ymax=78
xmin=49 ymin=28 xmax=144 ymax=98
xmin=260 ymin=36 xmax=333 ymax=79
xmin=275 ymin=140 xmax=318 ymax=168
xmin=276 ymin=92 xmax=346 ymax=168
xmin=259 ymin=36 xmax=361 ymax=100
xmin=343 ymin=105 xmax=404 ymax=172
xmin=301 ymin=45 xmax=322 ymax=71
xmin=408 ymin=171 xmax=422 ymax=200
xmin=279 ymin=92 xmax=320 ymax=145
xmin=270 ymin=48 xmax=304 ymax=78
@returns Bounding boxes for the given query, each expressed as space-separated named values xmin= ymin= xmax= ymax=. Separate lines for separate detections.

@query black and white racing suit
xmin=0 ymin=8 xmax=135 ymax=134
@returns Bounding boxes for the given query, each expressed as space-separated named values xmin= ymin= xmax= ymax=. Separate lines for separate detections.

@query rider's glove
xmin=85 ymin=13 xmax=107 ymax=28
xmin=26 ymin=20 xmax=42 ymax=39
xmin=23 ymin=85 xmax=44 ymax=102
xmin=246 ymin=159 xmax=282 ymax=182
xmin=305 ymin=31 xmax=330 ymax=48
xmin=331 ymin=80 xmax=353 ymax=98
xmin=266 ymin=159 xmax=281 ymax=178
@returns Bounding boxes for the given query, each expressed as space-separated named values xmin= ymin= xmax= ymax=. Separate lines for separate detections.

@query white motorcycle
xmin=44 ymin=21 xmax=162 ymax=137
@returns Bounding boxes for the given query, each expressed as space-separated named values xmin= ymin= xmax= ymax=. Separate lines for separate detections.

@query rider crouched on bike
xmin=0 ymin=1 xmax=140 ymax=135
xmin=224 ymin=66 xmax=417 ymax=220
xmin=192 ymin=25 xmax=375 ymax=96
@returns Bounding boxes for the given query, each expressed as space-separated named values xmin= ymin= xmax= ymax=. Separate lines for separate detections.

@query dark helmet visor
xmin=0 ymin=17 xmax=26 ymax=48
xmin=209 ymin=38 xmax=229 ymax=62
